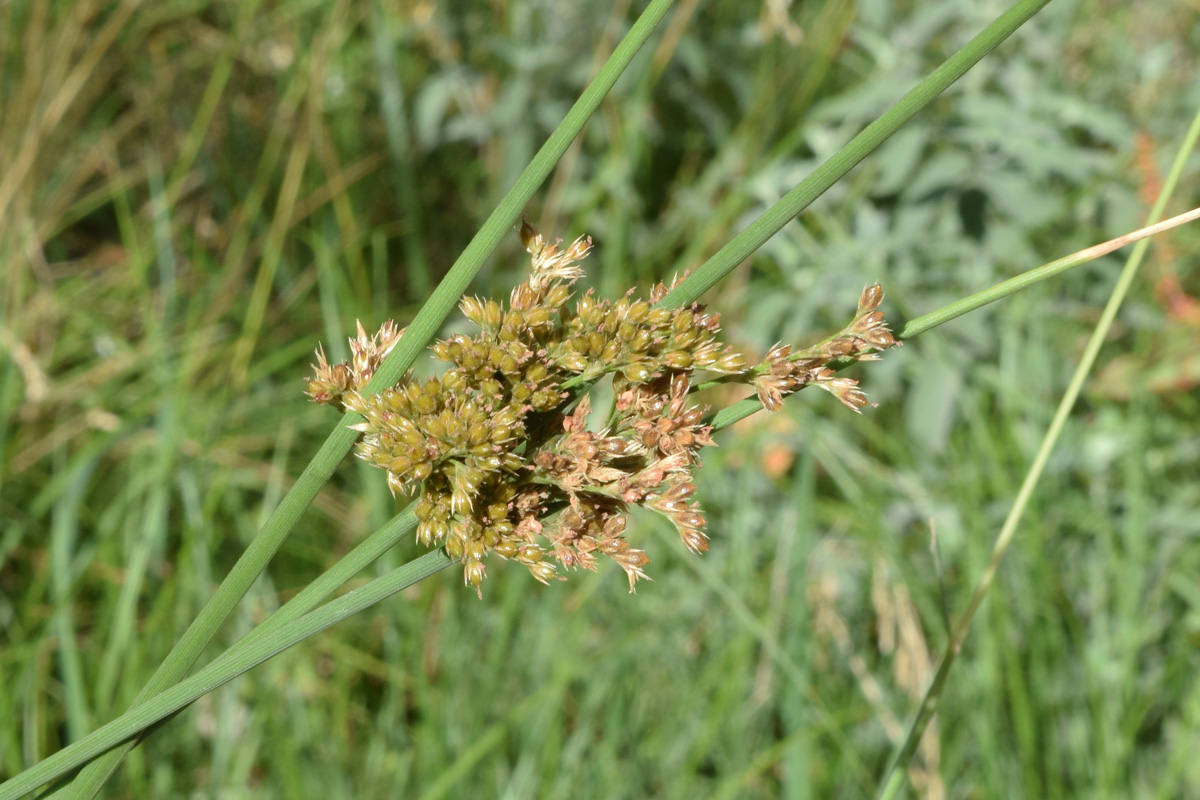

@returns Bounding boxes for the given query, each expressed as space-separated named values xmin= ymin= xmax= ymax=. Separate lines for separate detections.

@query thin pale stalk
xmin=47 ymin=1 xmax=680 ymax=796
xmin=897 ymin=206 xmax=1200 ymax=340
xmin=706 ymin=206 xmax=1200 ymax=431
xmin=660 ymin=0 xmax=1052 ymax=309
xmin=874 ymin=104 xmax=1200 ymax=800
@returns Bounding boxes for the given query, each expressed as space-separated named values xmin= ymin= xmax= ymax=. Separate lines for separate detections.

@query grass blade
xmin=874 ymin=102 xmax=1200 ymax=800
xmin=1 ymin=552 xmax=454 ymax=799
xmin=40 ymin=1 xmax=681 ymax=796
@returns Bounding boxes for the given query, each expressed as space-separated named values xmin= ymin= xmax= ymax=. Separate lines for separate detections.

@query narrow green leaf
xmin=661 ymin=0 xmax=1052 ymax=310
xmin=44 ymin=1 xmax=681 ymax=796
xmin=1 ymin=552 xmax=453 ymax=799
xmin=874 ymin=101 xmax=1200 ymax=800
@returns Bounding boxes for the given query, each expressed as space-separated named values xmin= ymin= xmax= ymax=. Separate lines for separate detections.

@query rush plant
xmin=3 ymin=0 xmax=1198 ymax=798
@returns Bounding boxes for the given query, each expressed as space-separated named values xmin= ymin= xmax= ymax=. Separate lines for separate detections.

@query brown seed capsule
xmin=678 ymin=527 xmax=709 ymax=553
xmin=599 ymin=437 xmax=628 ymax=456
xmin=855 ymin=310 xmax=886 ymax=331
xmin=664 ymin=481 xmax=696 ymax=502
xmin=864 ymin=327 xmax=895 ymax=349
xmin=858 ymin=283 xmax=883 ymax=314
xmin=824 ymin=338 xmax=854 ymax=358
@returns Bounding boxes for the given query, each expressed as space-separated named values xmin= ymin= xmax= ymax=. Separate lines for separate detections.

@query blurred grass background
xmin=2 ymin=0 xmax=1200 ymax=797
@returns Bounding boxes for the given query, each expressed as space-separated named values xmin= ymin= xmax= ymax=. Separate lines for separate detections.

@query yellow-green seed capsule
xmin=518 ymin=544 xmax=543 ymax=564
xmin=464 ymin=559 xmax=486 ymax=588
xmin=588 ymin=332 xmax=606 ymax=356
xmin=483 ymin=300 xmax=503 ymax=327
xmin=625 ymin=363 xmax=654 ymax=383
xmin=577 ymin=294 xmax=595 ymax=319
xmin=673 ymin=309 xmax=694 ymax=332
xmin=664 ymin=350 xmax=692 ymax=369
xmin=525 ymin=306 xmax=553 ymax=327
xmin=647 ymin=308 xmax=672 ymax=326
xmin=714 ymin=352 xmax=747 ymax=372
xmin=527 ymin=561 xmax=557 ymax=584
xmin=561 ymin=352 xmax=588 ymax=372
xmin=445 ymin=534 xmax=465 ymax=559
xmin=532 ymin=388 xmax=560 ymax=411
xmin=625 ymin=300 xmax=648 ymax=323
xmin=630 ymin=329 xmax=653 ymax=351
xmin=467 ymin=539 xmax=487 ymax=561
xmin=494 ymin=539 xmax=519 ymax=558
xmin=673 ymin=328 xmax=699 ymax=348
xmin=546 ymin=285 xmax=571 ymax=307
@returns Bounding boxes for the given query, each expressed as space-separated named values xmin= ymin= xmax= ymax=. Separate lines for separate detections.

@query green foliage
xmin=2 ymin=0 xmax=1199 ymax=797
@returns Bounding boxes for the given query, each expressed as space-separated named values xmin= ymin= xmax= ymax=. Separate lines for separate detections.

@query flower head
xmin=308 ymin=226 xmax=896 ymax=593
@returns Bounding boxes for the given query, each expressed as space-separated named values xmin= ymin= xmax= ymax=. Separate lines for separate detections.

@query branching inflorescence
xmin=307 ymin=224 xmax=897 ymax=594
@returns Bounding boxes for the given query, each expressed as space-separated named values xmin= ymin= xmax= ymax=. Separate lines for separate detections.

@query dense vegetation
xmin=2 ymin=1 xmax=1198 ymax=796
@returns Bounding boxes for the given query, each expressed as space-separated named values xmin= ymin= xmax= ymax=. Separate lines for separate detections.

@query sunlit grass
xmin=3 ymin=0 xmax=1200 ymax=797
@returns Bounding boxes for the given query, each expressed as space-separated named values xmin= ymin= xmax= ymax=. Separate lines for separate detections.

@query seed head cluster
xmin=307 ymin=223 xmax=897 ymax=594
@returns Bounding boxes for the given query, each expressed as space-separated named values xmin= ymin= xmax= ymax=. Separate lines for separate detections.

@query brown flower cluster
xmin=305 ymin=320 xmax=405 ymax=410
xmin=307 ymin=223 xmax=896 ymax=594
xmin=754 ymin=284 xmax=898 ymax=413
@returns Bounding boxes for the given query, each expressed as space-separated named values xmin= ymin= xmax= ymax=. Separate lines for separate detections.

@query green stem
xmin=21 ymin=180 xmax=1200 ymax=796
xmin=1 ymin=552 xmax=454 ymax=800
xmin=661 ymin=0 xmax=1052 ymax=309
xmin=874 ymin=104 xmax=1200 ymax=800
xmin=44 ymin=2 xmax=680 ymax=796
